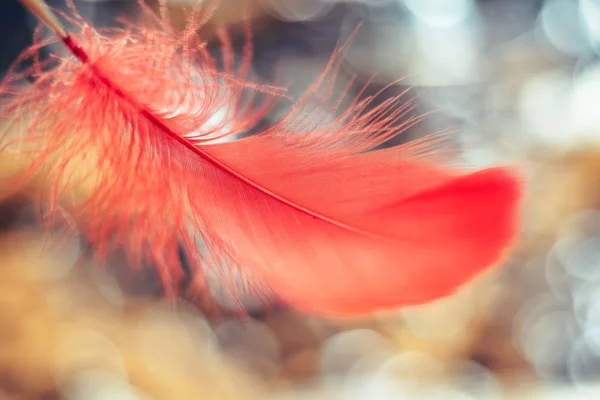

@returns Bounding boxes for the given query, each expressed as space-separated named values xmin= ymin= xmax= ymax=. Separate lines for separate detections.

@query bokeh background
xmin=2 ymin=0 xmax=600 ymax=398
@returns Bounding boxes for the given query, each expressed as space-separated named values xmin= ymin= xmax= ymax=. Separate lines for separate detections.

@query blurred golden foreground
xmin=2 ymin=130 xmax=600 ymax=398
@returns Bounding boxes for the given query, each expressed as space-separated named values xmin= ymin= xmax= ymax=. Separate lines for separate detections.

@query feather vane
xmin=0 ymin=0 xmax=522 ymax=316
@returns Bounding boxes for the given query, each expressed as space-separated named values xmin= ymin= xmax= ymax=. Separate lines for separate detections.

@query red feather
xmin=0 ymin=0 xmax=522 ymax=316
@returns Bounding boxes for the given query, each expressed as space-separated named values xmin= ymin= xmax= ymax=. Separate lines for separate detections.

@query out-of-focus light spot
xmin=342 ymin=351 xmax=463 ymax=399
xmin=555 ymin=235 xmax=600 ymax=281
xmin=376 ymin=350 xmax=444 ymax=383
xmin=19 ymin=207 xmax=81 ymax=280
xmin=61 ymin=370 xmax=148 ymax=400
xmin=533 ymin=382 xmax=600 ymax=399
xmin=265 ymin=0 xmax=333 ymax=22
xmin=521 ymin=310 xmax=575 ymax=378
xmin=320 ymin=329 xmax=395 ymax=381
xmin=164 ymin=300 xmax=218 ymax=351
xmin=340 ymin=19 xmax=411 ymax=82
xmin=554 ymin=210 xmax=600 ymax=281
xmin=580 ymin=0 xmax=600 ymax=52
xmin=409 ymin=22 xmax=483 ymax=86
xmin=343 ymin=375 xmax=472 ymax=400
xmin=512 ymin=294 xmax=565 ymax=356
xmin=583 ymin=325 xmax=600 ymax=355
xmin=343 ymin=373 xmax=407 ymax=400
xmin=54 ymin=330 xmax=128 ymax=387
xmin=33 ymin=233 xmax=81 ymax=280
xmin=538 ymin=0 xmax=590 ymax=56
xmin=518 ymin=69 xmax=573 ymax=146
xmin=461 ymin=146 xmax=509 ymax=169
xmin=377 ymin=350 xmax=443 ymax=383
xmin=572 ymin=281 xmax=600 ymax=326
xmin=134 ymin=304 xmax=217 ymax=376
xmin=571 ymin=63 xmax=600 ymax=134
xmin=341 ymin=9 xmax=482 ymax=86
xmin=402 ymin=0 xmax=475 ymax=28
xmin=557 ymin=209 xmax=600 ymax=239
xmin=583 ymin=295 xmax=600 ymax=350
xmin=544 ymin=246 xmax=573 ymax=298
xmin=453 ymin=361 xmax=503 ymax=399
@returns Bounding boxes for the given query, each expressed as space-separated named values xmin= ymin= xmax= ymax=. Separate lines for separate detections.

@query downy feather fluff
xmin=0 ymin=0 xmax=522 ymax=316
